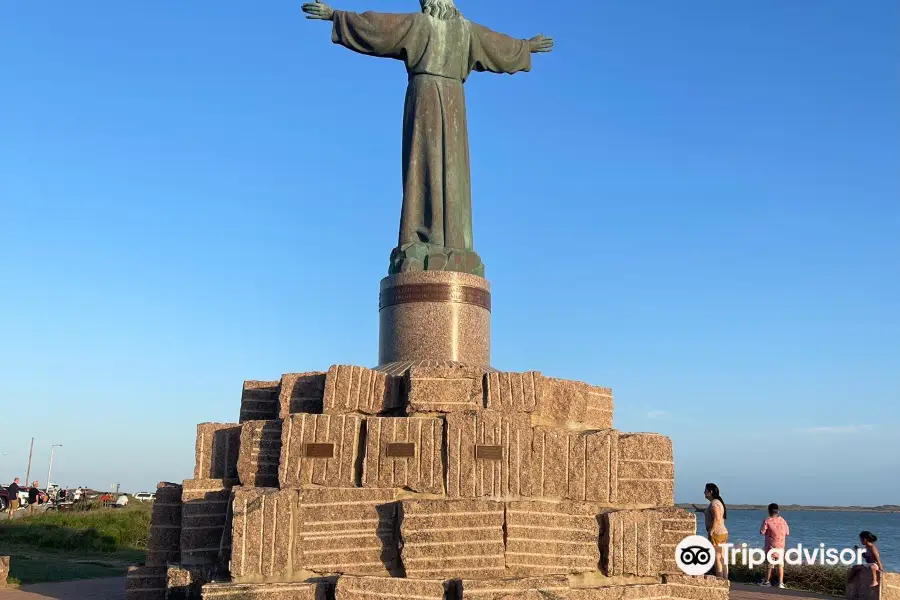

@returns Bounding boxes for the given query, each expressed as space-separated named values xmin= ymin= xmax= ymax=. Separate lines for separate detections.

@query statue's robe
xmin=331 ymin=10 xmax=531 ymax=251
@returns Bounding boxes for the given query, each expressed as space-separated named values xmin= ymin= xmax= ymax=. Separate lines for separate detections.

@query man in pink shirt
xmin=761 ymin=503 xmax=790 ymax=588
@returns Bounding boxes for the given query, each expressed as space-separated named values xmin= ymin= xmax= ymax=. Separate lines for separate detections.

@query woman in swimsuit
xmin=692 ymin=482 xmax=729 ymax=579
xmin=847 ymin=531 xmax=883 ymax=588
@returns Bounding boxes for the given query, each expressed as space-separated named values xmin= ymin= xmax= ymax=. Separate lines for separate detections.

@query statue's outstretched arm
xmin=302 ymin=0 xmax=335 ymax=21
xmin=528 ymin=34 xmax=554 ymax=53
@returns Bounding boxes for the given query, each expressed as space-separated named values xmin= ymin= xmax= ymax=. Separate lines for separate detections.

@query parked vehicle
xmin=0 ymin=488 xmax=8 ymax=511
xmin=134 ymin=492 xmax=155 ymax=502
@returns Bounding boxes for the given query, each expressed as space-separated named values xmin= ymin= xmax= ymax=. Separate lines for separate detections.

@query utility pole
xmin=24 ymin=437 xmax=34 ymax=487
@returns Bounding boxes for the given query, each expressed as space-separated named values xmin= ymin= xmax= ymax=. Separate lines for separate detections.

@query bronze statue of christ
xmin=302 ymin=0 xmax=553 ymax=275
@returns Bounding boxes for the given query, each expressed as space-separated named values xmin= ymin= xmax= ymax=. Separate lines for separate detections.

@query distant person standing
xmin=692 ymin=483 xmax=729 ymax=579
xmin=760 ymin=503 xmax=790 ymax=588
xmin=27 ymin=481 xmax=40 ymax=515
xmin=73 ymin=487 xmax=83 ymax=502
xmin=6 ymin=478 xmax=21 ymax=519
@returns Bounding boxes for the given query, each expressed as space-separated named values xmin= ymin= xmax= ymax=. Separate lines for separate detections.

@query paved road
xmin=0 ymin=577 xmax=124 ymax=600
xmin=0 ymin=579 xmax=840 ymax=600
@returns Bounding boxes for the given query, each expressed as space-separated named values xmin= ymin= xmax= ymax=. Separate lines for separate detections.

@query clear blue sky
xmin=2 ymin=1 xmax=898 ymax=504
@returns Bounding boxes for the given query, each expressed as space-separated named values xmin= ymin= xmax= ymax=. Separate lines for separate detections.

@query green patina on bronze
xmin=301 ymin=0 xmax=553 ymax=276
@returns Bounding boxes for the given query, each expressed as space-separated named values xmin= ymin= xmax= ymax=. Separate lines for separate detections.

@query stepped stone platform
xmin=129 ymin=364 xmax=727 ymax=600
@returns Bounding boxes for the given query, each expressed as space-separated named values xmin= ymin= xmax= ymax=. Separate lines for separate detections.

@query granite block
xmin=847 ymin=569 xmax=881 ymax=600
xmin=323 ymin=365 xmax=400 ymax=414
xmin=362 ymin=416 xmax=444 ymax=494
xmin=180 ymin=479 xmax=235 ymax=566
xmin=657 ymin=507 xmax=697 ymax=574
xmin=126 ymin=565 xmax=166 ymax=600
xmin=537 ymin=377 xmax=614 ymax=429
xmin=568 ymin=583 xmax=671 ymax=600
xmin=166 ymin=564 xmax=219 ymax=600
xmin=194 ymin=423 xmax=241 ymax=481
xmin=335 ymin=575 xmax=445 ymax=600
xmin=532 ymin=428 xmax=617 ymax=503
xmin=0 ymin=556 xmax=8 ymax=588
xmin=446 ymin=411 xmax=532 ymax=499
xmin=400 ymin=498 xmax=505 ymax=579
xmin=240 ymin=380 xmax=280 ymax=423
xmin=485 ymin=371 xmax=541 ymax=412
xmin=664 ymin=575 xmax=729 ymax=600
xmin=505 ymin=501 xmax=600 ymax=575
xmin=279 ymin=372 xmax=326 ymax=417
xmin=407 ymin=364 xmax=484 ymax=413
xmin=298 ymin=488 xmax=399 ymax=576
xmin=279 ymin=413 xmax=363 ymax=488
xmin=460 ymin=576 xmax=571 ymax=600
xmin=201 ymin=582 xmax=327 ymax=600
xmin=147 ymin=482 xmax=183 ymax=566
xmin=237 ymin=420 xmax=283 ymax=488
xmin=230 ymin=487 xmax=302 ymax=583
xmin=882 ymin=572 xmax=900 ymax=600
xmin=615 ymin=433 xmax=674 ymax=507
xmin=601 ymin=510 xmax=663 ymax=578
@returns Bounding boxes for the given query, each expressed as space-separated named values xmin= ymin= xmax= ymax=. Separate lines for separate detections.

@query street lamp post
xmin=46 ymin=444 xmax=63 ymax=494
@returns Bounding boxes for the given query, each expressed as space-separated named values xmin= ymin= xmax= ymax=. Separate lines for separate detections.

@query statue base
xmin=388 ymin=242 xmax=485 ymax=277
xmin=377 ymin=270 xmax=490 ymax=367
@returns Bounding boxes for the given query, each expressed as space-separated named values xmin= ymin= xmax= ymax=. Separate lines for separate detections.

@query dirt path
xmin=0 ymin=577 xmax=124 ymax=600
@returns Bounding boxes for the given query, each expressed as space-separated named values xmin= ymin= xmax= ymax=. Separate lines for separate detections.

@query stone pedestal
xmin=377 ymin=271 xmax=491 ymax=367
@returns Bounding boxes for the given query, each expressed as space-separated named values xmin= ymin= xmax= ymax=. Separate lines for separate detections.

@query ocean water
xmin=697 ymin=509 xmax=900 ymax=571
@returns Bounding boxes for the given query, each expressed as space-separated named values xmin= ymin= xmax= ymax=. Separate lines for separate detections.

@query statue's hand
xmin=302 ymin=0 xmax=334 ymax=20
xmin=528 ymin=34 xmax=554 ymax=53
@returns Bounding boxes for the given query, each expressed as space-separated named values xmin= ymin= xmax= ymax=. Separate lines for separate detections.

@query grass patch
xmin=0 ymin=502 xmax=151 ymax=584
xmin=0 ymin=502 xmax=151 ymax=552
xmin=730 ymin=563 xmax=848 ymax=596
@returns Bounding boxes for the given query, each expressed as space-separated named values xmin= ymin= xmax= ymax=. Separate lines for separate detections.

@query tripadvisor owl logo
xmin=675 ymin=535 xmax=717 ymax=576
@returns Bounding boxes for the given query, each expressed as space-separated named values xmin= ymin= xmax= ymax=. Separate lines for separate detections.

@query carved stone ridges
xmin=664 ymin=575 xmax=730 ymax=600
xmin=230 ymin=487 xmax=301 ymax=583
xmin=240 ymin=381 xmax=280 ymax=423
xmin=532 ymin=428 xmax=617 ymax=502
xmin=125 ymin=566 xmax=166 ymax=600
xmin=202 ymin=581 xmax=327 ymax=600
xmin=299 ymin=488 xmax=400 ymax=576
xmin=601 ymin=509 xmax=663 ymax=577
xmin=323 ymin=365 xmax=401 ymax=414
xmin=146 ymin=482 xmax=182 ymax=567
xmin=485 ymin=371 xmax=541 ymax=412
xmin=279 ymin=372 xmax=326 ymax=417
xmin=194 ymin=423 xmax=240 ymax=481
xmin=238 ymin=420 xmax=283 ymax=488
xmin=363 ymin=416 xmax=444 ymax=494
xmin=658 ymin=507 xmax=697 ymax=575
xmin=537 ymin=377 xmax=614 ymax=429
xmin=180 ymin=479 xmax=236 ymax=567
xmin=445 ymin=411 xmax=532 ymax=499
xmin=615 ymin=433 xmax=674 ymax=506
xmin=406 ymin=364 xmax=484 ymax=413
xmin=279 ymin=413 xmax=363 ymax=488
xmin=335 ymin=575 xmax=446 ymax=600
xmin=459 ymin=576 xmax=570 ymax=600
xmin=400 ymin=499 xmax=505 ymax=579
xmin=505 ymin=501 xmax=600 ymax=576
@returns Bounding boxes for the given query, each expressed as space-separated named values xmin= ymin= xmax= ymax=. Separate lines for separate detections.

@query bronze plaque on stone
xmin=303 ymin=443 xmax=335 ymax=458
xmin=380 ymin=283 xmax=491 ymax=311
xmin=385 ymin=442 xmax=416 ymax=458
xmin=475 ymin=445 xmax=503 ymax=460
